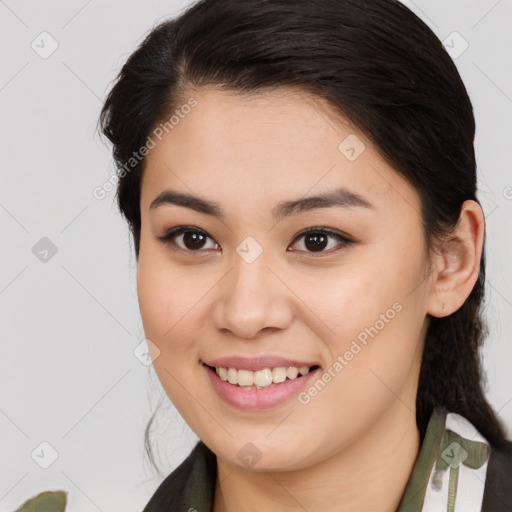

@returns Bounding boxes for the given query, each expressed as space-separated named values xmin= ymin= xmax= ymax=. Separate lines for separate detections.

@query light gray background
xmin=0 ymin=0 xmax=511 ymax=510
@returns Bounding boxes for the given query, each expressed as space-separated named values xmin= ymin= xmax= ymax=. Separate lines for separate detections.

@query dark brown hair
xmin=98 ymin=0 xmax=509 ymax=474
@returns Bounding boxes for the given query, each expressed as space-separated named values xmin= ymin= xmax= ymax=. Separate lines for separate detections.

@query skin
xmin=137 ymin=87 xmax=484 ymax=512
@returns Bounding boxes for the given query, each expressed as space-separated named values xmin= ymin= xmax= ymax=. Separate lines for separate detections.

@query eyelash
xmin=157 ymin=225 xmax=355 ymax=257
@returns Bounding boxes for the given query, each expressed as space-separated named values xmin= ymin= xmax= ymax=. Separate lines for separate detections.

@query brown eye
xmin=288 ymin=227 xmax=353 ymax=255
xmin=157 ymin=225 xmax=354 ymax=256
xmin=157 ymin=227 xmax=219 ymax=252
xmin=181 ymin=230 xmax=207 ymax=250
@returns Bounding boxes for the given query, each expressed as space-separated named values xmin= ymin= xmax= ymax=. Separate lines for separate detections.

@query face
xmin=137 ymin=87 xmax=433 ymax=471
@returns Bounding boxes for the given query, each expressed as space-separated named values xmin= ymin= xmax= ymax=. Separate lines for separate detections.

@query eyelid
xmin=156 ymin=225 xmax=218 ymax=253
xmin=157 ymin=225 xmax=355 ymax=255
xmin=292 ymin=226 xmax=355 ymax=243
xmin=288 ymin=226 xmax=355 ymax=255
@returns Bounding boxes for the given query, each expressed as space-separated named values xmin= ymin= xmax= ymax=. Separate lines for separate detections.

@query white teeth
xmin=237 ymin=369 xmax=254 ymax=386
xmin=227 ymin=368 xmax=238 ymax=385
xmin=253 ymin=368 xmax=273 ymax=387
xmin=213 ymin=365 xmax=315 ymax=388
xmin=286 ymin=367 xmax=299 ymax=379
xmin=216 ymin=367 xmax=228 ymax=381
xmin=272 ymin=367 xmax=287 ymax=383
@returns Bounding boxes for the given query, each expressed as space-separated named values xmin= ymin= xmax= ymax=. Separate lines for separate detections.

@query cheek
xmin=292 ymin=243 xmax=427 ymax=387
xmin=136 ymin=253 xmax=221 ymax=377
xmin=137 ymin=234 xmax=198 ymax=332
xmin=288 ymin=251 xmax=420 ymax=343
xmin=136 ymin=254 xmax=198 ymax=352
xmin=293 ymin=276 xmax=423 ymax=454
xmin=136 ymin=260 xmax=172 ymax=339
xmin=136 ymin=260 xmax=203 ymax=413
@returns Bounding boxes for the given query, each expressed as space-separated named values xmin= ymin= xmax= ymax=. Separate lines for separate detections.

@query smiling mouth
xmin=204 ymin=364 xmax=321 ymax=389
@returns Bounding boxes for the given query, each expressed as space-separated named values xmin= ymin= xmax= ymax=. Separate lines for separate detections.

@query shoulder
xmin=442 ymin=410 xmax=512 ymax=511
xmin=482 ymin=438 xmax=512 ymax=511
xmin=12 ymin=490 xmax=67 ymax=512
xmin=142 ymin=440 xmax=217 ymax=512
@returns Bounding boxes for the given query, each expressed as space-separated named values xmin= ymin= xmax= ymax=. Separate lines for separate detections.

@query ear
xmin=426 ymin=199 xmax=485 ymax=318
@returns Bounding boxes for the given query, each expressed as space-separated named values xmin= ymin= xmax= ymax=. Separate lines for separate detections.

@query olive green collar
xmin=397 ymin=407 xmax=490 ymax=512
xmin=143 ymin=407 xmax=491 ymax=512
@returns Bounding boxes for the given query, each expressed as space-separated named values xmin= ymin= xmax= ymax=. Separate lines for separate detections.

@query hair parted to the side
xmin=98 ymin=0 xmax=509 ymax=475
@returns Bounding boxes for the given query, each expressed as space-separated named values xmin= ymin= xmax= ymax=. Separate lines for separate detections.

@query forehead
xmin=140 ymin=87 xmax=420 ymax=219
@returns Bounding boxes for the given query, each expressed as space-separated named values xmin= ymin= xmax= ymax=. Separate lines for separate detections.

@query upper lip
xmin=203 ymin=356 xmax=320 ymax=371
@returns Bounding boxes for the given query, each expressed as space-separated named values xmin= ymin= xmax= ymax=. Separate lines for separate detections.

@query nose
xmin=210 ymin=249 xmax=293 ymax=339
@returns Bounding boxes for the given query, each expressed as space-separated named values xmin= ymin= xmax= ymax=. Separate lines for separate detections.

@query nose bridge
xmin=211 ymin=237 xmax=291 ymax=337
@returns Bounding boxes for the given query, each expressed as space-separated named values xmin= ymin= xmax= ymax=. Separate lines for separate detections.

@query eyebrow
xmin=149 ymin=186 xmax=374 ymax=221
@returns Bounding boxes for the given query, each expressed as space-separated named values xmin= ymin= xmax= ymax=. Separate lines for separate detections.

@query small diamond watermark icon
xmin=32 ymin=237 xmax=58 ymax=263
xmin=133 ymin=338 xmax=160 ymax=366
xmin=237 ymin=442 xmax=262 ymax=468
xmin=236 ymin=236 xmax=263 ymax=264
xmin=441 ymin=441 xmax=468 ymax=469
xmin=338 ymin=134 xmax=366 ymax=161
xmin=31 ymin=441 xmax=59 ymax=469
xmin=442 ymin=31 xmax=469 ymax=60
xmin=31 ymin=31 xmax=59 ymax=59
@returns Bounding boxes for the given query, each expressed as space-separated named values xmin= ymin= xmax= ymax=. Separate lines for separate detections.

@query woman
xmin=96 ymin=0 xmax=511 ymax=510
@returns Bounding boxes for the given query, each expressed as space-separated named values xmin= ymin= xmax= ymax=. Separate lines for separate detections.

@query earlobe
xmin=426 ymin=200 xmax=485 ymax=318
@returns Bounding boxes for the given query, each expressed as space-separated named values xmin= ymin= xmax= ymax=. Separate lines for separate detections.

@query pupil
xmin=305 ymin=233 xmax=327 ymax=252
xmin=184 ymin=231 xmax=205 ymax=250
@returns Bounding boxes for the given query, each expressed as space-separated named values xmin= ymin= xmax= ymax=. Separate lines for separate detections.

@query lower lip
xmin=203 ymin=364 xmax=321 ymax=410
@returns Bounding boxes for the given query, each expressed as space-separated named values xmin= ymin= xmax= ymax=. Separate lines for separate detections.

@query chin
xmin=209 ymin=435 xmax=320 ymax=473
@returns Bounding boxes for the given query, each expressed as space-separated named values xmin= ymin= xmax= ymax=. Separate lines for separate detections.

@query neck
xmin=213 ymin=403 xmax=421 ymax=512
